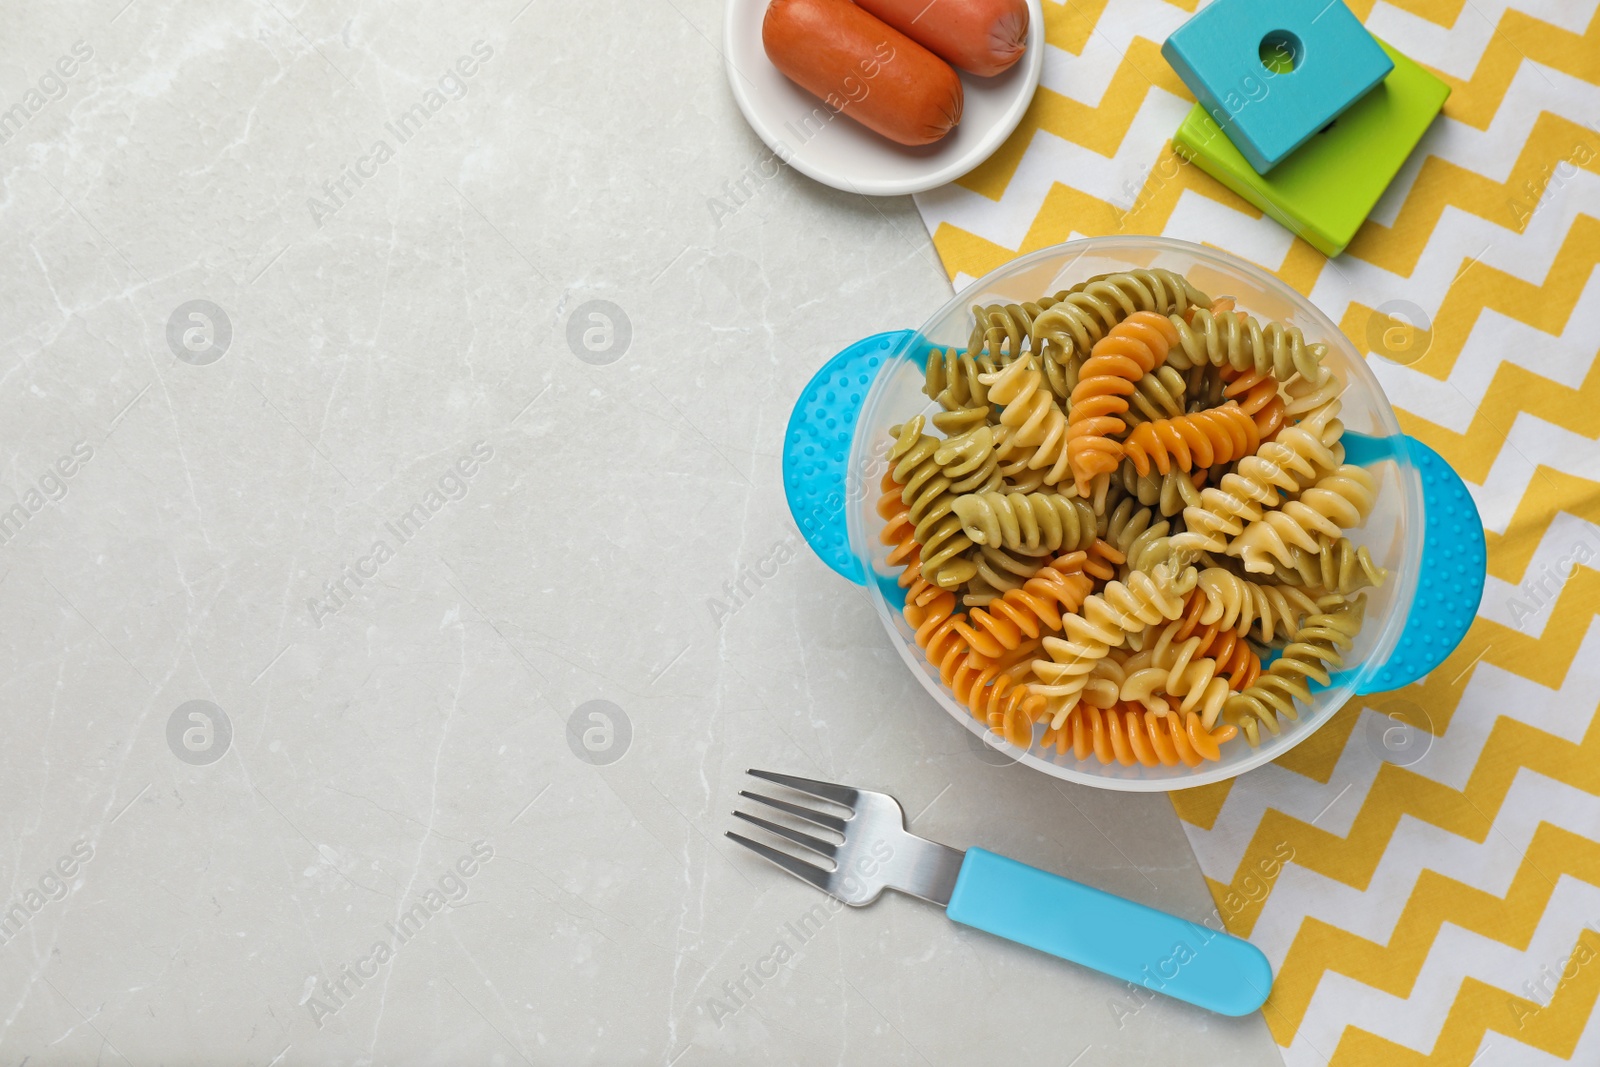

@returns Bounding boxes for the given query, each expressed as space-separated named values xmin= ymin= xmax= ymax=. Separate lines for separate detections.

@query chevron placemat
xmin=912 ymin=2 xmax=1600 ymax=1062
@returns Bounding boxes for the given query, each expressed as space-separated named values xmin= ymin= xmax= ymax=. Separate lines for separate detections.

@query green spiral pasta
xmin=932 ymin=425 xmax=1003 ymax=495
xmin=1184 ymin=362 xmax=1228 ymax=413
xmin=951 ymin=491 xmax=1098 ymax=555
xmin=888 ymin=417 xmax=977 ymax=589
xmin=923 ymin=346 xmax=992 ymax=410
xmin=1166 ymin=306 xmax=1329 ymax=384
xmin=969 ymin=297 xmax=1084 ymax=400
xmin=1124 ymin=365 xmax=1189 ymax=427
xmin=1101 ymin=497 xmax=1172 ymax=573
xmin=1267 ymin=534 xmax=1387 ymax=593
xmin=1030 ymin=269 xmax=1208 ymax=368
xmin=1193 ymin=566 xmax=1327 ymax=642
xmin=969 ymin=543 xmax=1043 ymax=593
xmin=1224 ymin=599 xmax=1366 ymax=746
xmin=1115 ymin=456 xmax=1202 ymax=517
xmin=967 ymin=300 xmax=1054 ymax=359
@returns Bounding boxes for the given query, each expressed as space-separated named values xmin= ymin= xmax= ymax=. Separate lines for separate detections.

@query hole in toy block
xmin=1259 ymin=31 xmax=1302 ymax=75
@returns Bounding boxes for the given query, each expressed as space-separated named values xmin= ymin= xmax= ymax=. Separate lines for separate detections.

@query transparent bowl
xmin=842 ymin=236 xmax=1428 ymax=790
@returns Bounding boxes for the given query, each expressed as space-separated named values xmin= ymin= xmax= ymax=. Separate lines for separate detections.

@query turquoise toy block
xmin=1161 ymin=0 xmax=1394 ymax=175
xmin=1172 ymin=36 xmax=1449 ymax=257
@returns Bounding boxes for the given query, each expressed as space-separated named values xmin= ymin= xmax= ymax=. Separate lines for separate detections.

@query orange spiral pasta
xmin=1042 ymin=702 xmax=1238 ymax=767
xmin=1121 ymin=402 xmax=1260 ymax=477
xmin=1170 ymin=590 xmax=1258 ymax=686
xmin=1066 ymin=311 xmax=1181 ymax=494
xmin=948 ymin=641 xmax=1046 ymax=746
xmin=877 ymin=471 xmax=918 ymax=572
xmin=956 ymin=551 xmax=1095 ymax=658
xmin=1197 ymin=625 xmax=1261 ymax=691
xmin=905 ymin=587 xmax=969 ymax=678
xmin=1219 ymin=365 xmax=1286 ymax=440
xmin=1082 ymin=538 xmax=1126 ymax=583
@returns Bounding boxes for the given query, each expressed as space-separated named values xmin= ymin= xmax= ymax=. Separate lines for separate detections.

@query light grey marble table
xmin=0 ymin=1 xmax=1286 ymax=1063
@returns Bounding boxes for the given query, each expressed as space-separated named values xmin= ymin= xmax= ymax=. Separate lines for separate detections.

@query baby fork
xmin=727 ymin=769 xmax=1272 ymax=1016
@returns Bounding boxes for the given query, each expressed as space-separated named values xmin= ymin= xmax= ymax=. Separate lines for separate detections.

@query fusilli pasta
xmin=874 ymin=268 xmax=1396 ymax=773
xmin=1067 ymin=311 xmax=1181 ymax=493
xmin=952 ymin=491 xmax=1097 ymax=555
xmin=1224 ymin=600 xmax=1366 ymax=746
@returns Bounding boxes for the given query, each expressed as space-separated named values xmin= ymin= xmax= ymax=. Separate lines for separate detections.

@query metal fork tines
xmin=726 ymin=769 xmax=964 ymax=907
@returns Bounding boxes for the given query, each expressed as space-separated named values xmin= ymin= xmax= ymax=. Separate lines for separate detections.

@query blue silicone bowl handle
xmin=1341 ymin=434 xmax=1486 ymax=695
xmin=946 ymin=848 xmax=1272 ymax=1016
xmin=782 ymin=331 xmax=916 ymax=585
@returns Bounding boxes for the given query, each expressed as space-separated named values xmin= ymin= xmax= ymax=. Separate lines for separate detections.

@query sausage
xmin=853 ymin=0 xmax=1029 ymax=77
xmin=762 ymin=0 xmax=962 ymax=147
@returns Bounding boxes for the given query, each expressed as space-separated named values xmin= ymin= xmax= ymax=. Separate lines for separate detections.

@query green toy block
xmin=1171 ymin=37 xmax=1449 ymax=257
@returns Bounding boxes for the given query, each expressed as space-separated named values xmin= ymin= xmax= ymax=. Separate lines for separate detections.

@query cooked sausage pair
xmin=763 ymin=0 xmax=1029 ymax=146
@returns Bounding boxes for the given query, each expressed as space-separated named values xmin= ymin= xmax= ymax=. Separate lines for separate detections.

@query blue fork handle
xmin=946 ymin=848 xmax=1272 ymax=1016
xmin=782 ymin=331 xmax=1486 ymax=693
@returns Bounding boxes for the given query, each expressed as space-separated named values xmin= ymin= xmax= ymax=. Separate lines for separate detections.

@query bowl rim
xmin=846 ymin=235 xmax=1426 ymax=791
xmin=721 ymin=0 xmax=1047 ymax=197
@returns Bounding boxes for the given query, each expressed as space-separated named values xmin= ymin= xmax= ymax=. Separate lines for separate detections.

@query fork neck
xmin=883 ymin=827 xmax=966 ymax=907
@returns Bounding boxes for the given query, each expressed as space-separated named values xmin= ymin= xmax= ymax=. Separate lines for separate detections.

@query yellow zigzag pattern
xmin=914 ymin=0 xmax=1600 ymax=1061
xmin=1169 ymin=573 xmax=1600 ymax=1053
xmin=1484 ymin=470 xmax=1600 ymax=586
xmin=1289 ymin=828 xmax=1600 ymax=1063
xmin=932 ymin=7 xmax=1600 ymax=280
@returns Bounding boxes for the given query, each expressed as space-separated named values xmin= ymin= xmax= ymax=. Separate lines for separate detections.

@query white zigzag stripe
xmin=1473 ymin=978 xmax=1600 ymax=1067
xmin=1252 ymin=768 xmax=1600 ymax=974
xmin=913 ymin=86 xmax=1197 ymax=254
xmin=1479 ymin=511 xmax=1600 ymax=635
xmin=1305 ymin=108 xmax=1600 ymax=323
xmin=1185 ymin=615 xmax=1600 ymax=883
xmin=1033 ymin=4 xmax=1187 ymax=104
xmin=1472 ymin=408 xmax=1600 ymax=536
xmin=1281 ymin=863 xmax=1600 ymax=1065
xmin=1367 ymin=0 xmax=1598 ymax=83
xmin=1361 ymin=260 xmax=1600 ymax=443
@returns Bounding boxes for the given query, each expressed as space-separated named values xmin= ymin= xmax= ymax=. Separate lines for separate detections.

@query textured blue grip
xmin=945 ymin=848 xmax=1272 ymax=1016
xmin=782 ymin=331 xmax=914 ymax=584
xmin=1342 ymin=433 xmax=1485 ymax=694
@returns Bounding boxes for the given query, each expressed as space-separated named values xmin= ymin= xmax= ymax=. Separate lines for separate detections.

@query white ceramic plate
xmin=723 ymin=0 xmax=1045 ymax=196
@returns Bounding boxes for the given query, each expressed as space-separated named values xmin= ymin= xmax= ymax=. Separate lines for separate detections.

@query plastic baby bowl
xmin=782 ymin=236 xmax=1485 ymax=791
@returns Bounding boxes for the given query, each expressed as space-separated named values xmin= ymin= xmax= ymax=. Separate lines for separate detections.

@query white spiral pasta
xmin=980 ymin=354 xmax=1072 ymax=485
xmin=1030 ymin=564 xmax=1197 ymax=725
xmin=1229 ymin=464 xmax=1378 ymax=572
xmin=1169 ymin=404 xmax=1346 ymax=553
xmin=1119 ymin=627 xmax=1231 ymax=726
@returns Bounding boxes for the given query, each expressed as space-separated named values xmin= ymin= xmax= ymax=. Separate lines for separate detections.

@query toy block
xmin=1161 ymin=0 xmax=1394 ymax=175
xmin=1171 ymin=36 xmax=1449 ymax=257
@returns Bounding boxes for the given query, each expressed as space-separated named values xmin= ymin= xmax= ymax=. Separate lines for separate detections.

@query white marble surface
xmin=0 ymin=1 xmax=1286 ymax=1063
